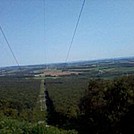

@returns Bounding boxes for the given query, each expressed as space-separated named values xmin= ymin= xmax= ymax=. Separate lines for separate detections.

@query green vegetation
xmin=0 ymin=58 xmax=134 ymax=133
xmin=78 ymin=76 xmax=134 ymax=134
xmin=0 ymin=77 xmax=78 ymax=133
xmin=0 ymin=117 xmax=77 ymax=134
xmin=46 ymin=75 xmax=134 ymax=134
xmin=33 ymin=79 xmax=46 ymax=122
xmin=47 ymin=77 xmax=88 ymax=119
xmin=0 ymin=77 xmax=41 ymax=122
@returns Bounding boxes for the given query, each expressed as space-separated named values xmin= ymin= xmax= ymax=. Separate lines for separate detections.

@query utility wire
xmin=42 ymin=0 xmax=47 ymax=85
xmin=42 ymin=0 xmax=47 ymax=69
xmin=0 ymin=25 xmax=21 ymax=70
xmin=65 ymin=0 xmax=86 ymax=64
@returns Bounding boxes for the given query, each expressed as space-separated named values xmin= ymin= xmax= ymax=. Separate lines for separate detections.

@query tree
xmin=78 ymin=76 xmax=134 ymax=134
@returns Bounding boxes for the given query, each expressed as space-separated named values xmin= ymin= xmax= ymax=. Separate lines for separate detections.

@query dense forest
xmin=0 ymin=77 xmax=40 ymax=122
xmin=0 ymin=75 xmax=134 ymax=133
xmin=0 ymin=77 xmax=77 ymax=134
xmin=46 ymin=75 xmax=134 ymax=134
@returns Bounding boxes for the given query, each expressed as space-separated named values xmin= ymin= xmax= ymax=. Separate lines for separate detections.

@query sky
xmin=0 ymin=0 xmax=134 ymax=67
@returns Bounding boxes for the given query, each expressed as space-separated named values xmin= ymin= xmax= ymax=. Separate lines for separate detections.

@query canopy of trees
xmin=47 ymin=76 xmax=134 ymax=134
xmin=0 ymin=77 xmax=40 ymax=122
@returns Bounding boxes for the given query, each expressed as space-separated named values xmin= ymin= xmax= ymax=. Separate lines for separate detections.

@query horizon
xmin=0 ymin=0 xmax=134 ymax=67
xmin=1 ymin=56 xmax=134 ymax=68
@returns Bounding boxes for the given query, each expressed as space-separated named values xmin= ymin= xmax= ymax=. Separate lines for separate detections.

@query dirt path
xmin=33 ymin=79 xmax=46 ymax=124
xmin=39 ymin=79 xmax=46 ymax=111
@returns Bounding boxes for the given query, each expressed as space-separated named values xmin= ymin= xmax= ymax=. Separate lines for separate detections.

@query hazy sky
xmin=0 ymin=0 xmax=134 ymax=67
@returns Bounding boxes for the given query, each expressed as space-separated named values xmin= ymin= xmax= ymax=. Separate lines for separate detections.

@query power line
xmin=42 ymin=0 xmax=48 ymax=86
xmin=65 ymin=0 xmax=86 ymax=63
xmin=0 ymin=25 xmax=21 ymax=70
xmin=43 ymin=0 xmax=47 ymax=65
xmin=42 ymin=0 xmax=47 ymax=69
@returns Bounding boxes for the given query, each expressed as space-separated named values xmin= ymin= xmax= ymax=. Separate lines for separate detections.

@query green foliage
xmin=0 ymin=117 xmax=78 ymax=134
xmin=46 ymin=75 xmax=134 ymax=133
xmin=0 ymin=74 xmax=134 ymax=133
xmin=47 ymin=77 xmax=88 ymax=119
xmin=0 ymin=77 xmax=40 ymax=122
xmin=79 ymin=75 xmax=134 ymax=134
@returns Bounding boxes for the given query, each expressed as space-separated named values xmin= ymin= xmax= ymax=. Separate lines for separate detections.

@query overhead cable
xmin=65 ymin=0 xmax=86 ymax=63
xmin=0 ymin=25 xmax=21 ymax=70
xmin=42 ymin=0 xmax=47 ymax=67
